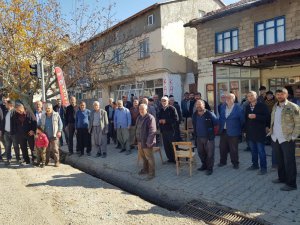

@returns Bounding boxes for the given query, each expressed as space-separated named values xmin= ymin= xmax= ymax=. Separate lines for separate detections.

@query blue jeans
xmin=248 ymin=140 xmax=267 ymax=170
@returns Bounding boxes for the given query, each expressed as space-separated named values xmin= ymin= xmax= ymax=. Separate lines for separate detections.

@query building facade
xmin=185 ymin=0 xmax=300 ymax=111
xmin=64 ymin=0 xmax=224 ymax=106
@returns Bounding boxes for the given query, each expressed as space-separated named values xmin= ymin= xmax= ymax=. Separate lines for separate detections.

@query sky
xmin=58 ymin=0 xmax=239 ymax=24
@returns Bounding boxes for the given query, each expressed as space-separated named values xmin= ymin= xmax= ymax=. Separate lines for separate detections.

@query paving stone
xmin=62 ymin=136 xmax=300 ymax=224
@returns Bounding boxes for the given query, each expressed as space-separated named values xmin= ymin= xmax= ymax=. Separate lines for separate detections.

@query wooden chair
xmin=172 ymin=142 xmax=196 ymax=176
xmin=180 ymin=128 xmax=194 ymax=141
xmin=296 ymin=138 xmax=300 ymax=157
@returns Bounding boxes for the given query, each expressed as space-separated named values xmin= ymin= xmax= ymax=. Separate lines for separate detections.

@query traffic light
xmin=29 ymin=64 xmax=38 ymax=77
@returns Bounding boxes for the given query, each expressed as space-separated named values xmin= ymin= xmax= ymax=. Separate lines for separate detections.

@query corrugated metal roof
xmin=213 ymin=39 xmax=300 ymax=63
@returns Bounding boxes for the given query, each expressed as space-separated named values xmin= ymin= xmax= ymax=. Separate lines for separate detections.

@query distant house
xmin=185 ymin=0 xmax=300 ymax=111
xmin=64 ymin=0 xmax=224 ymax=105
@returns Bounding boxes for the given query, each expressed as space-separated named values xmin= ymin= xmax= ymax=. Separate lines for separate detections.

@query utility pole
xmin=40 ymin=59 xmax=46 ymax=103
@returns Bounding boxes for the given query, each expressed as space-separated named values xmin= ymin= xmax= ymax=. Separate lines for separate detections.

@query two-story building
xmin=185 ymin=0 xmax=300 ymax=111
xmin=64 ymin=0 xmax=224 ymax=105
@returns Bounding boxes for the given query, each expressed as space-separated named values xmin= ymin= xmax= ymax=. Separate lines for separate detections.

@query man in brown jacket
xmin=135 ymin=104 xmax=157 ymax=180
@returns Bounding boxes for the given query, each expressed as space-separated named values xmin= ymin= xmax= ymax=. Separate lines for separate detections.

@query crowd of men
xmin=0 ymin=86 xmax=299 ymax=188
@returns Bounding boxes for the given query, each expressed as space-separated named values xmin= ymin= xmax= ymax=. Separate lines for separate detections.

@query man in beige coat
xmin=89 ymin=101 xmax=109 ymax=158
xmin=269 ymin=88 xmax=300 ymax=191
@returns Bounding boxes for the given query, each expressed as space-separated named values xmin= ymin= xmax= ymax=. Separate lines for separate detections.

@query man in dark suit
xmin=0 ymin=95 xmax=9 ymax=158
xmin=105 ymin=98 xmax=116 ymax=144
xmin=245 ymin=91 xmax=270 ymax=175
xmin=54 ymin=98 xmax=68 ymax=146
xmin=122 ymin=95 xmax=132 ymax=109
xmin=65 ymin=96 xmax=78 ymax=155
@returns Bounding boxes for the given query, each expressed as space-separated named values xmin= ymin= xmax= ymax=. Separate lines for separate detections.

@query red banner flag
xmin=54 ymin=67 xmax=70 ymax=107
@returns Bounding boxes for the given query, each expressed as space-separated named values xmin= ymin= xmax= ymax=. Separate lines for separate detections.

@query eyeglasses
xmin=161 ymin=100 xmax=166 ymax=102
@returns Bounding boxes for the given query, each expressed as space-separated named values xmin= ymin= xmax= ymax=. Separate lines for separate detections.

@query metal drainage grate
xmin=179 ymin=200 xmax=269 ymax=225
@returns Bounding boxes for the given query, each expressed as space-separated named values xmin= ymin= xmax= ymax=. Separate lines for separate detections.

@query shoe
xmin=233 ymin=164 xmax=239 ymax=169
xmin=167 ymin=160 xmax=176 ymax=163
xmin=119 ymin=149 xmax=126 ymax=153
xmin=138 ymin=169 xmax=148 ymax=175
xmin=79 ymin=153 xmax=83 ymax=157
xmin=45 ymin=161 xmax=49 ymax=166
xmin=197 ymin=165 xmax=207 ymax=171
xmin=218 ymin=163 xmax=226 ymax=167
xmin=5 ymin=161 xmax=11 ymax=166
xmin=116 ymin=145 xmax=121 ymax=149
xmin=96 ymin=152 xmax=102 ymax=157
xmin=101 ymin=153 xmax=107 ymax=158
xmin=125 ymin=151 xmax=131 ymax=155
xmin=257 ymin=170 xmax=267 ymax=175
xmin=68 ymin=152 xmax=73 ymax=156
xmin=146 ymin=175 xmax=155 ymax=181
xmin=54 ymin=162 xmax=60 ymax=167
xmin=272 ymin=179 xmax=285 ymax=184
xmin=206 ymin=170 xmax=213 ymax=175
xmin=87 ymin=152 xmax=91 ymax=156
xmin=247 ymin=165 xmax=259 ymax=171
xmin=280 ymin=185 xmax=297 ymax=191
xmin=40 ymin=163 xmax=45 ymax=168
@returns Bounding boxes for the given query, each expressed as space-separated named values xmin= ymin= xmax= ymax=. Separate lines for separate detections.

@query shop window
xmin=255 ymin=16 xmax=285 ymax=47
xmin=215 ymin=29 xmax=239 ymax=54
xmin=206 ymin=84 xmax=214 ymax=110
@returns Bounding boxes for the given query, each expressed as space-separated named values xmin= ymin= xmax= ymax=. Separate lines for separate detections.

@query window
xmin=255 ymin=16 xmax=285 ymax=47
xmin=215 ymin=29 xmax=238 ymax=54
xmin=147 ymin=14 xmax=154 ymax=26
xmin=113 ymin=49 xmax=122 ymax=64
xmin=139 ymin=39 xmax=150 ymax=59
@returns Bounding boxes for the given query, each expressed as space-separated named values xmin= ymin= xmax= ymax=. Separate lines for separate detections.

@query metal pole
xmin=40 ymin=59 xmax=46 ymax=103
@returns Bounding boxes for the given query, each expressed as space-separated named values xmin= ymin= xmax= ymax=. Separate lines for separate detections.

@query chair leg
xmin=158 ymin=149 xmax=163 ymax=165
xmin=189 ymin=159 xmax=192 ymax=176
xmin=176 ymin=160 xmax=179 ymax=176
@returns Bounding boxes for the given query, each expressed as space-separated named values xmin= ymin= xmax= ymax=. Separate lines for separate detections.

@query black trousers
xmin=197 ymin=137 xmax=215 ymax=170
xmin=77 ymin=128 xmax=91 ymax=154
xmin=107 ymin=121 xmax=116 ymax=144
xmin=68 ymin=123 xmax=78 ymax=153
xmin=161 ymin=129 xmax=176 ymax=162
xmin=272 ymin=140 xmax=297 ymax=188
xmin=219 ymin=131 xmax=239 ymax=166
xmin=17 ymin=134 xmax=35 ymax=163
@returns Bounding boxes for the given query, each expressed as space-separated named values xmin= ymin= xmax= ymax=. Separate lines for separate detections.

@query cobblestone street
xmin=62 ymin=136 xmax=300 ymax=225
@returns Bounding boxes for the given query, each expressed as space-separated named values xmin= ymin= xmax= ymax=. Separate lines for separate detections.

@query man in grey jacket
xmin=135 ymin=104 xmax=157 ymax=180
xmin=89 ymin=101 xmax=109 ymax=158
xmin=39 ymin=103 xmax=63 ymax=167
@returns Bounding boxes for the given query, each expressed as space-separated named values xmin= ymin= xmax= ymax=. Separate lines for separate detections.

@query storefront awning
xmin=213 ymin=39 xmax=300 ymax=68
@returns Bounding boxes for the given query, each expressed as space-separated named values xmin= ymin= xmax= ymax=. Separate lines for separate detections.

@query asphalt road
xmin=0 ymin=162 xmax=203 ymax=225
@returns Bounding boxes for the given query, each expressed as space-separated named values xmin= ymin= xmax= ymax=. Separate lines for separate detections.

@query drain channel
xmin=179 ymin=200 xmax=270 ymax=225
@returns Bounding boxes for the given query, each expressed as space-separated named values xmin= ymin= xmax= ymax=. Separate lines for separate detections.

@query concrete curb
xmin=61 ymin=150 xmax=186 ymax=211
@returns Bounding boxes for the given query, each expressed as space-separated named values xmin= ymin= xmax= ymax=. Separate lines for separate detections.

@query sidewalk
xmin=61 ymin=137 xmax=300 ymax=225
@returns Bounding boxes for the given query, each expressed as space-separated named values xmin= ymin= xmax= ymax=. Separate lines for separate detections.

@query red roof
xmin=213 ymin=39 xmax=300 ymax=63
